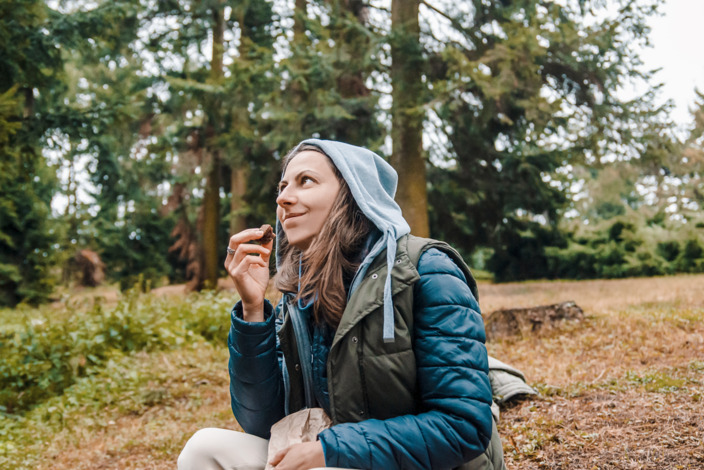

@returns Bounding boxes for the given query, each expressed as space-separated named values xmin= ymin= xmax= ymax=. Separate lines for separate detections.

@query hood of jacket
xmin=275 ymin=138 xmax=411 ymax=342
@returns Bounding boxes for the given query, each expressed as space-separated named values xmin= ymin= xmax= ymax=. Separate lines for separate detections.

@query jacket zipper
xmin=357 ymin=327 xmax=370 ymax=417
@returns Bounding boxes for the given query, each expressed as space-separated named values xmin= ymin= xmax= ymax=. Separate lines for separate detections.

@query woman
xmin=178 ymin=139 xmax=506 ymax=470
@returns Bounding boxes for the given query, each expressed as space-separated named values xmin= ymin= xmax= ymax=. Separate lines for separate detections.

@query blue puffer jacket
xmin=228 ymin=247 xmax=492 ymax=469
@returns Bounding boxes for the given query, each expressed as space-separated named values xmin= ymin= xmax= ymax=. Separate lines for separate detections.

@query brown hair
xmin=274 ymin=145 xmax=373 ymax=327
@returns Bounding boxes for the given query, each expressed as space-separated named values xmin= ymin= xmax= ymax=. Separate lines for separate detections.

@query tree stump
xmin=74 ymin=249 xmax=106 ymax=287
xmin=484 ymin=301 xmax=584 ymax=341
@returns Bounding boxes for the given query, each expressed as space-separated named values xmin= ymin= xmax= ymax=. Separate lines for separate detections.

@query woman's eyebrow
xmin=298 ymin=168 xmax=323 ymax=179
xmin=281 ymin=169 xmax=321 ymax=188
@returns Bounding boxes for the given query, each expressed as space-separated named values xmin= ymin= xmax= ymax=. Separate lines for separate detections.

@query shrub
xmin=541 ymin=215 xmax=704 ymax=281
xmin=0 ymin=289 xmax=237 ymax=414
xmin=674 ymin=239 xmax=704 ymax=273
xmin=656 ymin=240 xmax=680 ymax=262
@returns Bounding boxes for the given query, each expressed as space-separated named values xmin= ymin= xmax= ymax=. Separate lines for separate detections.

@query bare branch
xmin=419 ymin=0 xmax=476 ymax=50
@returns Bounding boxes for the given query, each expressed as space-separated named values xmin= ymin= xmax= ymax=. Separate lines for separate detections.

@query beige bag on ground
xmin=264 ymin=408 xmax=332 ymax=470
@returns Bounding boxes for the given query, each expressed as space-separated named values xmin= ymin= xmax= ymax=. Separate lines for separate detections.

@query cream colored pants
xmin=177 ymin=424 xmax=505 ymax=470
xmin=177 ymin=427 xmax=352 ymax=470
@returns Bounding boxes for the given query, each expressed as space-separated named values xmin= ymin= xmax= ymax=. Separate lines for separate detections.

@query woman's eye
xmin=301 ymin=176 xmax=314 ymax=184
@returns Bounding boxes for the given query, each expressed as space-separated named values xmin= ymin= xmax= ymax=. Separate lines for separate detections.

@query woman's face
xmin=276 ymin=150 xmax=342 ymax=251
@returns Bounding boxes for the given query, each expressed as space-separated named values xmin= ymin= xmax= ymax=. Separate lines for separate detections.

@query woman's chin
xmin=288 ymin=236 xmax=313 ymax=252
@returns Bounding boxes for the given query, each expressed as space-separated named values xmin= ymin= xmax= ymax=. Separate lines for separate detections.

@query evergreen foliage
xmin=423 ymin=0 xmax=669 ymax=279
xmin=543 ymin=214 xmax=704 ymax=280
xmin=2 ymin=0 xmax=703 ymax=301
xmin=261 ymin=0 xmax=383 ymax=150
xmin=0 ymin=0 xmax=64 ymax=306
xmin=0 ymin=139 xmax=58 ymax=306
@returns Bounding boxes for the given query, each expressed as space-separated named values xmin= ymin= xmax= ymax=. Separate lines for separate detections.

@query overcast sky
xmin=637 ymin=0 xmax=704 ymax=128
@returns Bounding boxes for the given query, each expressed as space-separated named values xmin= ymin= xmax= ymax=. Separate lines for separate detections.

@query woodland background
xmin=2 ymin=0 xmax=704 ymax=308
xmin=2 ymin=1 xmax=704 ymax=469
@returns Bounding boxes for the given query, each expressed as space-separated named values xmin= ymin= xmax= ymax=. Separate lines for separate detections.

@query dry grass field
xmin=3 ymin=274 xmax=703 ymax=469
xmin=484 ymin=275 xmax=704 ymax=469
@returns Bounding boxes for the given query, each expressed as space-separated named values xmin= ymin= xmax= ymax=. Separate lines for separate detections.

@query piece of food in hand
xmin=254 ymin=224 xmax=274 ymax=245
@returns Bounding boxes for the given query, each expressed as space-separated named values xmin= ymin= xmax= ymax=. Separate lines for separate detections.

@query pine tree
xmin=420 ymin=0 xmax=666 ymax=279
xmin=52 ymin=1 xmax=176 ymax=289
xmin=262 ymin=0 xmax=383 ymax=151
xmin=390 ymin=0 xmax=429 ymax=236
xmin=0 ymin=0 xmax=66 ymax=305
xmin=682 ymin=90 xmax=704 ymax=217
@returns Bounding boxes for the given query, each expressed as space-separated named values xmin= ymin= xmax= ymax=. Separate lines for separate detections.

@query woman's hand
xmin=269 ymin=441 xmax=325 ymax=470
xmin=224 ymin=228 xmax=275 ymax=322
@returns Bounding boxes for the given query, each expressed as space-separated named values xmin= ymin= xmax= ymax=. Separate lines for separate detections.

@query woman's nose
xmin=276 ymin=186 xmax=295 ymax=207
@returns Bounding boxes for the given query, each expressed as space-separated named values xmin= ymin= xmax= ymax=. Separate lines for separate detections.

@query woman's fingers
xmin=232 ymin=243 xmax=270 ymax=262
xmin=268 ymin=446 xmax=289 ymax=466
xmin=224 ymin=228 xmax=266 ymax=268
xmin=230 ymin=228 xmax=266 ymax=245
xmin=226 ymin=246 xmax=269 ymax=277
xmin=225 ymin=244 xmax=270 ymax=282
xmin=224 ymin=228 xmax=274 ymax=310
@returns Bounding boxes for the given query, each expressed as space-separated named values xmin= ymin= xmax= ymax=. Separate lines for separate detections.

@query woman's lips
xmin=283 ymin=213 xmax=304 ymax=223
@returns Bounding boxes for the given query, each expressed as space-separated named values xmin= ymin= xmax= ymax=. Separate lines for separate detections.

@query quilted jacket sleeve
xmin=228 ymin=299 xmax=285 ymax=439
xmin=319 ymin=248 xmax=493 ymax=469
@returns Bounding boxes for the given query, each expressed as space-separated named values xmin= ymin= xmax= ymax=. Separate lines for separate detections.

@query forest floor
xmin=4 ymin=274 xmax=704 ymax=469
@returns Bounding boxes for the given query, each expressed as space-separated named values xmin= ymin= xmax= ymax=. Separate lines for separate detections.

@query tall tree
xmin=681 ymin=90 xmax=704 ymax=217
xmin=135 ymin=0 xmax=242 ymax=290
xmin=53 ymin=1 xmax=176 ymax=289
xmin=201 ymin=0 xmax=225 ymax=288
xmin=420 ymin=0 xmax=665 ymax=279
xmin=262 ymin=0 xmax=383 ymax=151
xmin=0 ymin=89 xmax=57 ymax=306
xmin=225 ymin=0 xmax=278 ymax=236
xmin=0 ymin=0 xmax=66 ymax=305
xmin=390 ymin=0 xmax=429 ymax=236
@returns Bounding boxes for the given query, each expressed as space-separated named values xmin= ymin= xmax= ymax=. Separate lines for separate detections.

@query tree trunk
xmin=294 ymin=0 xmax=307 ymax=44
xmin=23 ymin=87 xmax=34 ymax=118
xmin=228 ymin=6 xmax=252 ymax=237
xmin=334 ymin=1 xmax=370 ymax=101
xmin=290 ymin=0 xmax=308 ymax=114
xmin=201 ymin=156 xmax=220 ymax=288
xmin=230 ymin=165 xmax=248 ymax=234
xmin=200 ymin=1 xmax=225 ymax=289
xmin=390 ymin=0 xmax=428 ymax=237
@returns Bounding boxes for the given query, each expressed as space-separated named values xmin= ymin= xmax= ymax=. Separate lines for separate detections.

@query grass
xmin=1 ymin=340 xmax=238 ymax=470
xmin=2 ymin=273 xmax=704 ymax=469
xmin=484 ymin=273 xmax=704 ymax=469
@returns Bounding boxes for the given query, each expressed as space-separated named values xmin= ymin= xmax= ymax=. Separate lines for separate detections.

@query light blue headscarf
xmin=276 ymin=139 xmax=411 ymax=342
